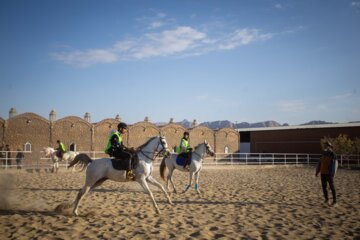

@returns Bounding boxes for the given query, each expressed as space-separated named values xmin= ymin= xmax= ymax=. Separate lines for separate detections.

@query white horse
xmin=43 ymin=147 xmax=78 ymax=173
xmin=160 ymin=140 xmax=215 ymax=194
xmin=61 ymin=136 xmax=172 ymax=216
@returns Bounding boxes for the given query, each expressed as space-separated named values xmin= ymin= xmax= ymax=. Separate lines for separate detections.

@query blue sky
xmin=1 ymin=0 xmax=360 ymax=125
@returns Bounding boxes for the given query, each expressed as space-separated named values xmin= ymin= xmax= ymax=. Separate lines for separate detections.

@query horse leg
xmin=53 ymin=162 xmax=58 ymax=173
xmin=90 ymin=178 xmax=107 ymax=190
xmin=167 ymin=168 xmax=177 ymax=194
xmin=137 ymin=177 xmax=161 ymax=214
xmin=72 ymin=185 xmax=91 ymax=216
xmin=184 ymin=172 xmax=194 ymax=193
xmin=146 ymin=176 xmax=173 ymax=205
xmin=194 ymin=171 xmax=201 ymax=194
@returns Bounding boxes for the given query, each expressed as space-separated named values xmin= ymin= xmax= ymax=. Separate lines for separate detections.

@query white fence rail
xmin=0 ymin=150 xmax=31 ymax=169
xmin=211 ymin=153 xmax=360 ymax=168
xmin=1 ymin=151 xmax=359 ymax=169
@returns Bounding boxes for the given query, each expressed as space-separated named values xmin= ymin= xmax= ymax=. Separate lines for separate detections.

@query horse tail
xmin=160 ymin=156 xmax=167 ymax=181
xmin=68 ymin=153 xmax=92 ymax=171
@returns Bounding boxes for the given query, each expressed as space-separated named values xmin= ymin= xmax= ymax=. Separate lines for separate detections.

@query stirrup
xmin=126 ymin=170 xmax=135 ymax=181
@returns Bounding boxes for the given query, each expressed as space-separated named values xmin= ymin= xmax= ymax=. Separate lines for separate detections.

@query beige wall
xmin=215 ymin=128 xmax=240 ymax=153
xmin=52 ymin=116 xmax=92 ymax=151
xmin=0 ymin=118 xmax=4 ymax=146
xmin=160 ymin=123 xmax=187 ymax=152
xmin=94 ymin=119 xmax=120 ymax=152
xmin=4 ymin=113 xmax=50 ymax=162
xmin=189 ymin=126 xmax=215 ymax=150
xmin=128 ymin=122 xmax=160 ymax=147
xmin=1 ymin=113 xmax=240 ymax=164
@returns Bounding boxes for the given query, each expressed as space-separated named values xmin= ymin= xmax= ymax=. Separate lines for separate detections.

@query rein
xmin=192 ymin=151 xmax=203 ymax=159
xmin=192 ymin=144 xmax=212 ymax=159
xmin=139 ymin=138 xmax=167 ymax=161
xmin=192 ymin=145 xmax=206 ymax=159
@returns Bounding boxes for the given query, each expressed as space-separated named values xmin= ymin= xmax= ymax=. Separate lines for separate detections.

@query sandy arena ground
xmin=0 ymin=165 xmax=359 ymax=240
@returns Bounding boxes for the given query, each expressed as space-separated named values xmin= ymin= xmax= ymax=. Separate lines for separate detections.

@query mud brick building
xmin=0 ymin=109 xmax=240 ymax=163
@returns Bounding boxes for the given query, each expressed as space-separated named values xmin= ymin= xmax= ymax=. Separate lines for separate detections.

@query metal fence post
xmin=259 ymin=154 xmax=261 ymax=165
xmin=340 ymin=155 xmax=343 ymax=167
xmin=5 ymin=153 xmax=8 ymax=169
xmin=307 ymin=154 xmax=309 ymax=165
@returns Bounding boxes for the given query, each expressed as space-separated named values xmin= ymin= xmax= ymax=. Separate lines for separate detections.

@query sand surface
xmin=0 ymin=165 xmax=359 ymax=239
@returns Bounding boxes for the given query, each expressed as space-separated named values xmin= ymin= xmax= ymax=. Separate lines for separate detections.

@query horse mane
xmin=194 ymin=142 xmax=205 ymax=151
xmin=137 ymin=137 xmax=158 ymax=150
xmin=44 ymin=147 xmax=54 ymax=156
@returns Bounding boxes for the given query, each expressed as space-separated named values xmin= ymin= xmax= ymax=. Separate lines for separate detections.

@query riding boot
xmin=126 ymin=159 xmax=135 ymax=180
xmin=183 ymin=158 xmax=189 ymax=169
xmin=126 ymin=170 xmax=135 ymax=180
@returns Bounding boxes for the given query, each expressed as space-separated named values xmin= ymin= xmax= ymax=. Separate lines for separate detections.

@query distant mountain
xmin=156 ymin=119 xmax=356 ymax=130
xmin=237 ymin=120 xmax=283 ymax=128
xmin=200 ymin=120 xmax=234 ymax=129
xmin=300 ymin=120 xmax=334 ymax=125
xmin=177 ymin=119 xmax=285 ymax=129
xmin=177 ymin=119 xmax=193 ymax=128
xmin=201 ymin=120 xmax=283 ymax=129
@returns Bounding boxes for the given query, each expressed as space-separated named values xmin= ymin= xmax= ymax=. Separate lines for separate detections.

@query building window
xmin=24 ymin=142 xmax=32 ymax=152
xmin=70 ymin=143 xmax=76 ymax=152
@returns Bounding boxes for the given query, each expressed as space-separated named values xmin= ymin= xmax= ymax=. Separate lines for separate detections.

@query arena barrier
xmin=1 ymin=151 xmax=359 ymax=169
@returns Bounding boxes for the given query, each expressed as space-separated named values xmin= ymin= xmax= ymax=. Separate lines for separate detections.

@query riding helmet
xmin=118 ymin=122 xmax=128 ymax=129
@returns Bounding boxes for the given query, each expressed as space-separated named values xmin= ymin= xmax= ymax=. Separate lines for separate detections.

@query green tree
xmin=321 ymin=134 xmax=355 ymax=155
xmin=354 ymin=137 xmax=360 ymax=155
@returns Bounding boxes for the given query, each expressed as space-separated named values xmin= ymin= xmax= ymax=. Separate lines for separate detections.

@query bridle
xmin=139 ymin=137 xmax=168 ymax=161
xmin=193 ymin=143 xmax=214 ymax=159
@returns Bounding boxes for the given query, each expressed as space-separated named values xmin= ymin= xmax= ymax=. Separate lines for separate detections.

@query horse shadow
xmin=0 ymin=209 xmax=57 ymax=217
xmin=18 ymin=187 xmax=137 ymax=193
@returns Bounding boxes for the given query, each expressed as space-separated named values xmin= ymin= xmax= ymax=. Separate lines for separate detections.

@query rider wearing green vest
xmin=105 ymin=122 xmax=135 ymax=180
xmin=177 ymin=131 xmax=192 ymax=169
xmin=56 ymin=140 xmax=66 ymax=158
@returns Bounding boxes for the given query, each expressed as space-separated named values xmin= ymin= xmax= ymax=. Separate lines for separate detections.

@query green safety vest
xmin=176 ymin=138 xmax=189 ymax=154
xmin=105 ymin=131 xmax=122 ymax=154
xmin=59 ymin=142 xmax=66 ymax=152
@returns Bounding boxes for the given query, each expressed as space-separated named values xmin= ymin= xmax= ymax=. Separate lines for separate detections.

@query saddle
xmin=111 ymin=154 xmax=139 ymax=171
xmin=56 ymin=151 xmax=64 ymax=158
xmin=176 ymin=153 xmax=192 ymax=166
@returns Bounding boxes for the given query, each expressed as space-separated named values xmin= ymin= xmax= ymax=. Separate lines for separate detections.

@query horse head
xmin=194 ymin=140 xmax=215 ymax=158
xmin=44 ymin=147 xmax=55 ymax=157
xmin=157 ymin=136 xmax=170 ymax=156
xmin=138 ymin=136 xmax=170 ymax=161
xmin=204 ymin=140 xmax=215 ymax=157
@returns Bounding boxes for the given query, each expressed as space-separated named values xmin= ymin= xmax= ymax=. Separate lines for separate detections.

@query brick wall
xmin=4 ymin=113 xmax=50 ymax=163
xmin=189 ymin=126 xmax=215 ymax=149
xmin=128 ymin=121 xmax=160 ymax=147
xmin=215 ymin=128 xmax=240 ymax=153
xmin=93 ymin=118 xmax=120 ymax=152
xmin=52 ymin=116 xmax=92 ymax=152
xmin=0 ymin=118 xmax=4 ymax=146
xmin=160 ymin=123 xmax=187 ymax=152
xmin=1 ymin=113 xmax=241 ymax=164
